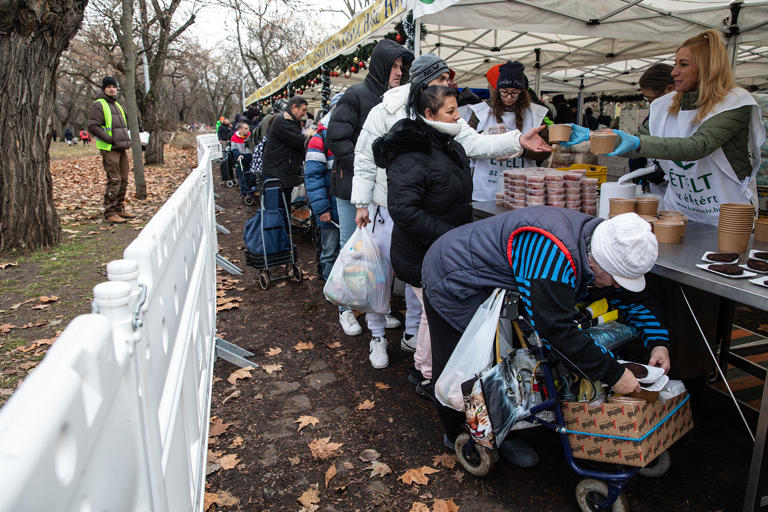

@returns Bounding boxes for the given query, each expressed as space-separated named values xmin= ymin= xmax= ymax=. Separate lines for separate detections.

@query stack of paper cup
xmin=718 ymin=203 xmax=755 ymax=252
xmin=599 ymin=182 xmax=635 ymax=219
xmin=581 ymin=178 xmax=598 ymax=216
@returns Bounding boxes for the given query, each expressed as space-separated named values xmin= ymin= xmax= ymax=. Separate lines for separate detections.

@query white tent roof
xmin=413 ymin=0 xmax=768 ymax=92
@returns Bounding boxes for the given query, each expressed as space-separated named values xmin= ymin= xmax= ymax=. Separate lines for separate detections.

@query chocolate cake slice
xmin=747 ymin=258 xmax=768 ymax=271
xmin=706 ymin=252 xmax=739 ymax=263
xmin=622 ymin=362 xmax=648 ymax=379
xmin=708 ymin=263 xmax=744 ymax=275
xmin=753 ymin=251 xmax=768 ymax=261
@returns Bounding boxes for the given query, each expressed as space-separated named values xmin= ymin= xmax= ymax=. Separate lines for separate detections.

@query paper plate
xmin=641 ymin=374 xmax=670 ymax=392
xmin=618 ymin=360 xmax=665 ymax=384
xmin=695 ymin=263 xmax=756 ymax=279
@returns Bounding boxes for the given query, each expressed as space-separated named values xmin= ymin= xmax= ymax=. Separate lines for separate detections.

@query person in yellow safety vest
xmin=87 ymin=75 xmax=135 ymax=224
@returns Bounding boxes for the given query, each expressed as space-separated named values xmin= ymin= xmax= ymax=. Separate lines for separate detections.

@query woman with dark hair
xmin=372 ymin=85 xmax=473 ymax=401
xmin=630 ymin=63 xmax=675 ymax=188
xmin=467 ymin=61 xmax=549 ymax=201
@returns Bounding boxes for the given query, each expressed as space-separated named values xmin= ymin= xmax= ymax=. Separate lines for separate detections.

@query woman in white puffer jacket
xmin=351 ymin=53 xmax=550 ymax=393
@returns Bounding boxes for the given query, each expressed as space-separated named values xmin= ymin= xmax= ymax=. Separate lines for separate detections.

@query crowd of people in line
xmin=211 ymin=28 xmax=763 ymax=465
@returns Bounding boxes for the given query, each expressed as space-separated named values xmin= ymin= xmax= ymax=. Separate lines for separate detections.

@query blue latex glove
xmin=558 ymin=123 xmax=590 ymax=147
xmin=605 ymin=129 xmax=641 ymax=156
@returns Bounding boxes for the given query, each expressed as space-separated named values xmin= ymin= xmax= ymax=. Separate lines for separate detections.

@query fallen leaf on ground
xmin=295 ymin=415 xmax=319 ymax=431
xmin=359 ymin=449 xmax=380 ymax=462
xmin=204 ymin=489 xmax=240 ymax=510
xmin=266 ymin=347 xmax=282 ymax=356
xmin=433 ymin=498 xmax=460 ymax=512
xmin=20 ymin=321 xmax=47 ymax=329
xmin=374 ymin=382 xmax=391 ymax=390
xmin=325 ymin=464 xmax=337 ymax=488
xmin=30 ymin=304 xmax=50 ymax=310
xmin=342 ymin=461 xmax=354 ymax=470
xmin=288 ymin=456 xmax=300 ymax=465
xmin=0 ymin=324 xmax=17 ymax=334
xmin=0 ymin=262 xmax=18 ymax=270
xmin=366 ymin=460 xmax=392 ymax=478
xmin=209 ymin=417 xmax=233 ymax=437
xmin=208 ymin=449 xmax=224 ymax=463
xmin=216 ymin=296 xmax=241 ymax=305
xmin=216 ymin=302 xmax=240 ymax=312
xmin=38 ymin=295 xmax=59 ymax=303
xmin=293 ymin=341 xmax=314 ymax=351
xmin=398 ymin=466 xmax=440 ymax=486
xmin=218 ymin=453 xmax=241 ymax=470
xmin=433 ymin=453 xmax=457 ymax=469
xmin=222 ymin=389 xmax=241 ymax=404
xmin=228 ymin=436 xmax=244 ymax=448
xmin=226 ymin=366 xmax=253 ymax=385
xmin=261 ymin=363 xmax=283 ymax=374
xmin=410 ymin=503 xmax=430 ymax=512
xmin=275 ymin=281 xmax=287 ymax=288
xmin=308 ymin=436 xmax=344 ymax=459
xmin=17 ymin=337 xmax=57 ymax=353
xmin=212 ymin=377 xmax=222 ymax=384
xmin=10 ymin=298 xmax=36 ymax=310
xmin=298 ymin=485 xmax=321 ymax=508
xmin=216 ymin=290 xmax=226 ymax=297
xmin=452 ymin=470 xmax=464 ymax=483
xmin=356 ymin=399 xmax=375 ymax=410
xmin=325 ymin=341 xmax=342 ymax=349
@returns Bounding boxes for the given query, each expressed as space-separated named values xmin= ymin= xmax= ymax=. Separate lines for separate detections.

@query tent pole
xmin=576 ymin=79 xmax=584 ymax=126
xmin=320 ymin=65 xmax=331 ymax=117
xmin=534 ymin=48 xmax=542 ymax=98
xmin=414 ymin=17 xmax=422 ymax=57
xmin=726 ymin=2 xmax=742 ymax=71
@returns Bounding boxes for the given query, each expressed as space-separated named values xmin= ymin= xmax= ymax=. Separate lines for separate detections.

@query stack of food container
xmin=495 ymin=168 xmax=595 ymax=213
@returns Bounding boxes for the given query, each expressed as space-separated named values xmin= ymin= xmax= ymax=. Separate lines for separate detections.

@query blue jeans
xmin=319 ymin=226 xmax=340 ymax=281
xmin=336 ymin=197 xmax=358 ymax=314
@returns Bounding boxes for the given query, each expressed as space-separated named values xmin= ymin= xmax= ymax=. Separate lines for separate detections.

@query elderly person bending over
xmin=422 ymin=209 xmax=671 ymax=467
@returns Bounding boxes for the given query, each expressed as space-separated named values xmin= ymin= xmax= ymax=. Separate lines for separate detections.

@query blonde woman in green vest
xmin=88 ymin=76 xmax=135 ymax=224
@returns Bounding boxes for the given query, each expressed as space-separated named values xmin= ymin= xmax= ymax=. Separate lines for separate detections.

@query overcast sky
xmin=189 ymin=0 xmax=356 ymax=50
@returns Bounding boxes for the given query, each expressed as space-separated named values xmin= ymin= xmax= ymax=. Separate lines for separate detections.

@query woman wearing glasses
xmin=467 ymin=61 xmax=550 ymax=201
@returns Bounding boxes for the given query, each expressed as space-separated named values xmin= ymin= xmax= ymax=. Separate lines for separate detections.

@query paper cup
xmin=609 ymin=198 xmax=636 ymax=216
xmin=654 ymin=220 xmax=683 ymax=243
xmin=635 ymin=197 xmax=660 ymax=216
xmin=549 ymin=124 xmax=572 ymax=143
xmin=755 ymin=219 xmax=768 ymax=242
xmin=590 ymin=131 xmax=617 ymax=154
xmin=718 ymin=230 xmax=750 ymax=252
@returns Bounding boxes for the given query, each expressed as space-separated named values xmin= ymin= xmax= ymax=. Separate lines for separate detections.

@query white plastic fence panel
xmin=0 ymin=142 xmax=218 ymax=512
xmin=0 ymin=304 xmax=152 ymax=510
xmin=197 ymin=133 xmax=221 ymax=165
xmin=123 ymin=149 xmax=217 ymax=512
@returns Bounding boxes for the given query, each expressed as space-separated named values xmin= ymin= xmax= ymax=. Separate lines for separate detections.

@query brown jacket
xmin=88 ymin=93 xmax=131 ymax=151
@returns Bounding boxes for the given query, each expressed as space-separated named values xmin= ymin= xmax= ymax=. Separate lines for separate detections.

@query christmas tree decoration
xmin=344 ymin=70 xmax=350 ymax=79
xmin=350 ymin=66 xmax=357 ymax=73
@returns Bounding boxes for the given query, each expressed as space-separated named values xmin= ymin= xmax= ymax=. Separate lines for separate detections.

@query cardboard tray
xmin=561 ymin=392 xmax=693 ymax=467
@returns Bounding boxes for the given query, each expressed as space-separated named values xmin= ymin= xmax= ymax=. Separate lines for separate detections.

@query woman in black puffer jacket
xmin=373 ymin=85 xmax=473 ymax=399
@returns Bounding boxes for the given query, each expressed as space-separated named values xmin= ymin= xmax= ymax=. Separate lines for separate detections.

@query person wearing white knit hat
xmin=589 ymin=213 xmax=658 ymax=293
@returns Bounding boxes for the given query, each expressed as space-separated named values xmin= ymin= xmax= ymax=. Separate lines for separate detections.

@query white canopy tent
xmin=409 ymin=0 xmax=768 ymax=93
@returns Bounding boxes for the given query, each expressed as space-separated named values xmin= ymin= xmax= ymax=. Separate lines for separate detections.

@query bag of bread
xmin=323 ymin=227 xmax=391 ymax=313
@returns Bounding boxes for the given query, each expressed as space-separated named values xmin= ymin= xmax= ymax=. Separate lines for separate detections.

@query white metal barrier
xmin=197 ymin=133 xmax=221 ymax=165
xmin=0 ymin=135 xmax=220 ymax=511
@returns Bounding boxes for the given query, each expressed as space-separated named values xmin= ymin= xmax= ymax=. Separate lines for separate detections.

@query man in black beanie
xmin=88 ymin=75 xmax=134 ymax=223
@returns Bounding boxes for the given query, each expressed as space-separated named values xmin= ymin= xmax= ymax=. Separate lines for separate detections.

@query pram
xmin=235 ymin=155 xmax=259 ymax=206
xmin=243 ymin=178 xmax=303 ymax=290
xmin=219 ymin=145 xmax=236 ymax=188
xmin=451 ymin=291 xmax=684 ymax=512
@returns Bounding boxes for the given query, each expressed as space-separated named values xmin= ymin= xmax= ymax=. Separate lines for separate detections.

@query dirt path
xmin=208 ymin=178 xmax=755 ymax=512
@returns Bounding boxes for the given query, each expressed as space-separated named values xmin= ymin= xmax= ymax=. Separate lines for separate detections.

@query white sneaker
xmin=339 ymin=310 xmax=363 ymax=336
xmin=385 ymin=313 xmax=401 ymax=329
xmin=369 ymin=337 xmax=389 ymax=369
xmin=400 ymin=333 xmax=416 ymax=352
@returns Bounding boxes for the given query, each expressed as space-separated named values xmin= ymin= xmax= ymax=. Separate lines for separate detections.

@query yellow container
xmin=555 ymin=163 xmax=608 ymax=187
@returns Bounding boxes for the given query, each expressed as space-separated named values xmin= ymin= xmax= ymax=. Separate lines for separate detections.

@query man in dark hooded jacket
xmin=326 ymin=38 xmax=413 ymax=341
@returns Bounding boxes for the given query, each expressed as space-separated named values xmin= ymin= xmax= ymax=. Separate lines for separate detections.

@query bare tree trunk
xmin=0 ymin=0 xmax=88 ymax=253
xmin=143 ymin=96 xmax=164 ymax=164
xmin=116 ymin=0 xmax=147 ymax=198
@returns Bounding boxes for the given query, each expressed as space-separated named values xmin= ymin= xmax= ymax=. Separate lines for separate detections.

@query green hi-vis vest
xmin=94 ymin=98 xmax=127 ymax=151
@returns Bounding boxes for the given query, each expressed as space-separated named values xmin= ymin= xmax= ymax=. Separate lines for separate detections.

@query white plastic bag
xmin=323 ymin=227 xmax=392 ymax=314
xmin=435 ymin=289 xmax=506 ymax=411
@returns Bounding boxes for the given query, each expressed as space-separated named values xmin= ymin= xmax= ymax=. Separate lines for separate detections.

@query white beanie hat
xmin=590 ymin=213 xmax=658 ymax=292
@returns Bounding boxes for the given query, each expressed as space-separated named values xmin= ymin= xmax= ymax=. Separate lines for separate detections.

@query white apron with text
xmin=648 ymin=88 xmax=764 ymax=225
xmin=469 ymin=102 xmax=548 ymax=201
